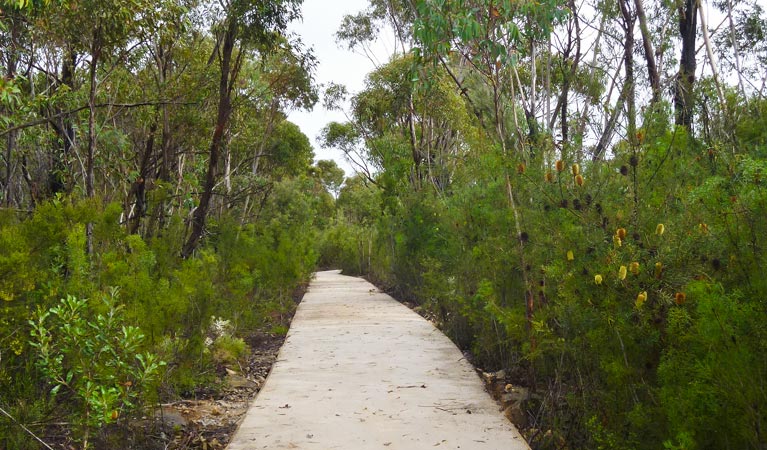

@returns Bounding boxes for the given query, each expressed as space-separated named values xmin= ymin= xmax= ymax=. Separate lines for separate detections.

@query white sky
xmin=287 ymin=0 xmax=395 ymax=177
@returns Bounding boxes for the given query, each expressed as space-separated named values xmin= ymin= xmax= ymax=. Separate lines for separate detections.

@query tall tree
xmin=675 ymin=0 xmax=698 ymax=129
xmin=181 ymin=0 xmax=303 ymax=257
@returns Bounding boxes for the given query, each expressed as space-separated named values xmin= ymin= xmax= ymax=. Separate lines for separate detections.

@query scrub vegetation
xmin=1 ymin=0 xmax=766 ymax=448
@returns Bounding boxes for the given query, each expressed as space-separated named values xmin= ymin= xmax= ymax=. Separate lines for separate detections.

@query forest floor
xmin=152 ymin=331 xmax=286 ymax=449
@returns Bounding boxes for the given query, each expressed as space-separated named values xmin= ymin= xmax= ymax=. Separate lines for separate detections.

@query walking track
xmin=227 ymin=270 xmax=529 ymax=450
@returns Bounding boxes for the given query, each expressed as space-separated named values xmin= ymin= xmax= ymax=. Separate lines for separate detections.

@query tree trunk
xmin=86 ymin=33 xmax=102 ymax=255
xmin=182 ymin=19 xmax=237 ymax=258
xmin=674 ymin=0 xmax=697 ymax=130
xmin=129 ymin=121 xmax=156 ymax=234
xmin=49 ymin=50 xmax=77 ymax=196
xmin=634 ymin=0 xmax=661 ymax=104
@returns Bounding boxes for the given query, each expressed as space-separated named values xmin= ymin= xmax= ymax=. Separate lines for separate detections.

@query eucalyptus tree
xmin=181 ymin=0 xmax=305 ymax=257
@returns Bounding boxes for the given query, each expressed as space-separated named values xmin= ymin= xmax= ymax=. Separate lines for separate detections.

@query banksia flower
xmin=674 ymin=292 xmax=686 ymax=305
xmin=613 ymin=234 xmax=622 ymax=248
xmin=556 ymin=160 xmax=564 ymax=172
xmin=616 ymin=228 xmax=627 ymax=240
xmin=595 ymin=274 xmax=603 ymax=285
xmin=655 ymin=223 xmax=665 ymax=236
xmin=572 ymin=163 xmax=580 ymax=176
xmin=618 ymin=265 xmax=627 ymax=280
xmin=517 ymin=163 xmax=526 ymax=174
xmin=699 ymin=223 xmax=709 ymax=234
xmin=567 ymin=250 xmax=574 ymax=261
xmin=545 ymin=172 xmax=554 ymax=182
xmin=575 ymin=174 xmax=584 ymax=187
xmin=654 ymin=262 xmax=663 ymax=278
xmin=630 ymin=262 xmax=640 ymax=275
xmin=635 ymin=291 xmax=647 ymax=308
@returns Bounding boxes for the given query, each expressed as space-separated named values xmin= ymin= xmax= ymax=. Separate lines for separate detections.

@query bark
xmin=182 ymin=18 xmax=237 ymax=258
xmin=674 ymin=0 xmax=697 ymax=130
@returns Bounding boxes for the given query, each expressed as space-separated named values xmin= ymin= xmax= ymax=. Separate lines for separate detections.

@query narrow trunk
xmin=49 ymin=50 xmax=77 ymax=196
xmin=674 ymin=0 xmax=697 ymax=129
xmin=129 ymin=121 xmax=156 ymax=234
xmin=182 ymin=19 xmax=236 ymax=258
xmin=634 ymin=0 xmax=661 ymax=104
xmin=86 ymin=34 xmax=101 ymax=255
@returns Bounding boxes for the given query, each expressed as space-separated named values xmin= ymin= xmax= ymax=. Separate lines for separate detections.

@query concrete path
xmin=227 ymin=270 xmax=529 ymax=450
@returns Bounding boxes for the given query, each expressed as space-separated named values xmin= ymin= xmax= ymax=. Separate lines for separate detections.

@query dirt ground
xmin=150 ymin=331 xmax=286 ymax=450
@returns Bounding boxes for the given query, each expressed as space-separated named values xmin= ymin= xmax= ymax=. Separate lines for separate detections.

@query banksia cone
xmin=635 ymin=291 xmax=647 ymax=308
xmin=517 ymin=163 xmax=526 ymax=174
xmin=575 ymin=174 xmax=584 ymax=187
xmin=595 ymin=274 xmax=603 ymax=285
xmin=545 ymin=172 xmax=554 ymax=182
xmin=556 ymin=160 xmax=564 ymax=172
xmin=618 ymin=265 xmax=627 ymax=280
xmin=572 ymin=163 xmax=580 ymax=176
xmin=630 ymin=262 xmax=640 ymax=275
xmin=674 ymin=292 xmax=686 ymax=305
xmin=655 ymin=223 xmax=665 ymax=236
xmin=654 ymin=262 xmax=663 ymax=278
xmin=567 ymin=250 xmax=574 ymax=261
xmin=613 ymin=235 xmax=622 ymax=248
xmin=616 ymin=228 xmax=627 ymax=240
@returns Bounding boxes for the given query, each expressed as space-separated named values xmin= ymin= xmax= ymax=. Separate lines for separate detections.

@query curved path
xmin=228 ymin=270 xmax=529 ymax=450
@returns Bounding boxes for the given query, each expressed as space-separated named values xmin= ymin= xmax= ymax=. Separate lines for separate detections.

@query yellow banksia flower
xmin=630 ymin=262 xmax=640 ymax=275
xmin=575 ymin=174 xmax=584 ymax=187
xmin=572 ymin=163 xmax=580 ymax=176
xmin=556 ymin=160 xmax=564 ymax=172
xmin=618 ymin=265 xmax=627 ymax=280
xmin=635 ymin=291 xmax=647 ymax=308
xmin=674 ymin=292 xmax=687 ymax=305
xmin=654 ymin=262 xmax=663 ymax=279
xmin=545 ymin=172 xmax=554 ymax=182
xmin=656 ymin=223 xmax=665 ymax=236
xmin=613 ymin=235 xmax=622 ymax=248
xmin=616 ymin=228 xmax=627 ymax=240
xmin=699 ymin=223 xmax=709 ymax=234
xmin=567 ymin=250 xmax=574 ymax=261
xmin=595 ymin=274 xmax=603 ymax=285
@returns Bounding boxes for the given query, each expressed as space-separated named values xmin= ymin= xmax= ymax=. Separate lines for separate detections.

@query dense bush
xmin=320 ymin=53 xmax=767 ymax=448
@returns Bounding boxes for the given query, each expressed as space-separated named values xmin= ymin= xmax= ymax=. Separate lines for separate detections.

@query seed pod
xmin=616 ymin=228 xmax=627 ymax=240
xmin=655 ymin=223 xmax=665 ymax=235
xmin=575 ymin=174 xmax=584 ymax=187
xmin=618 ymin=265 xmax=627 ymax=280
xmin=630 ymin=155 xmax=639 ymax=167
xmin=654 ymin=262 xmax=663 ymax=278
xmin=572 ymin=163 xmax=580 ymax=176
xmin=630 ymin=262 xmax=640 ymax=275
xmin=595 ymin=274 xmax=603 ymax=285
xmin=620 ymin=165 xmax=629 ymax=176
xmin=545 ymin=172 xmax=554 ymax=182
xmin=674 ymin=292 xmax=686 ymax=305
xmin=556 ymin=160 xmax=565 ymax=172
xmin=567 ymin=250 xmax=574 ymax=261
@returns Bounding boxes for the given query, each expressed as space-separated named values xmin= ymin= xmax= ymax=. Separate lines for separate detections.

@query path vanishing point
xmin=227 ymin=270 xmax=529 ymax=450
